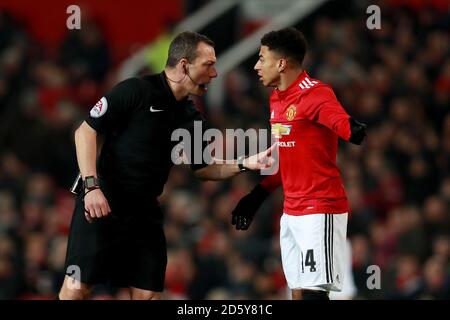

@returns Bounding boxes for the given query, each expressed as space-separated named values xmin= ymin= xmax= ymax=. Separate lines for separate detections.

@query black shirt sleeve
xmin=85 ymin=78 xmax=145 ymax=134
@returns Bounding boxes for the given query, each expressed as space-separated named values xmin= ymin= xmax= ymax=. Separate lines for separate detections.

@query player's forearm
xmin=74 ymin=121 xmax=98 ymax=179
xmin=194 ymin=163 xmax=241 ymax=181
xmin=260 ymin=169 xmax=282 ymax=192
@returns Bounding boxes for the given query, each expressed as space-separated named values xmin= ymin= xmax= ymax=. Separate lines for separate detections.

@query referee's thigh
xmin=129 ymin=287 xmax=162 ymax=300
xmin=59 ymin=275 xmax=92 ymax=300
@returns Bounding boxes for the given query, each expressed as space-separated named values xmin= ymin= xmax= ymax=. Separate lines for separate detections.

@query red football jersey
xmin=261 ymin=71 xmax=351 ymax=215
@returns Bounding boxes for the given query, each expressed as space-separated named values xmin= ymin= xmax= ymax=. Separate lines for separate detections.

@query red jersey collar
xmin=275 ymin=70 xmax=308 ymax=98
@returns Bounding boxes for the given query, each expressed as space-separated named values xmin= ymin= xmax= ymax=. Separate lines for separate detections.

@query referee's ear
xmin=179 ymin=59 xmax=189 ymax=72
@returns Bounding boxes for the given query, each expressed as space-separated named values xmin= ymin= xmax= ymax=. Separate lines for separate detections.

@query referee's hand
xmin=244 ymin=144 xmax=277 ymax=171
xmin=84 ymin=189 xmax=111 ymax=223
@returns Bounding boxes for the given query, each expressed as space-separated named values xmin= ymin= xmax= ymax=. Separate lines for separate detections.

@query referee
xmin=58 ymin=32 xmax=273 ymax=300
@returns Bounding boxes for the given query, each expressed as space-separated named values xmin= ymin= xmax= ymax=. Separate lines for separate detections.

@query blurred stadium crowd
xmin=0 ymin=0 xmax=449 ymax=299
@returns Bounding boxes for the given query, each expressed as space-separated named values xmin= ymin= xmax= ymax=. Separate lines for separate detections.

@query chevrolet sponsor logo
xmin=278 ymin=141 xmax=295 ymax=147
xmin=271 ymin=123 xmax=292 ymax=138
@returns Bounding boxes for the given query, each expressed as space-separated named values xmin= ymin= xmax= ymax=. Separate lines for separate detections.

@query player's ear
xmin=278 ymin=59 xmax=286 ymax=72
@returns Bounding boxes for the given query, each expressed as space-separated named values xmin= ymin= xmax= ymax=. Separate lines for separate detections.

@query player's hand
xmin=349 ymin=118 xmax=367 ymax=145
xmin=83 ymin=188 xmax=111 ymax=223
xmin=243 ymin=144 xmax=277 ymax=171
xmin=231 ymin=184 xmax=269 ymax=230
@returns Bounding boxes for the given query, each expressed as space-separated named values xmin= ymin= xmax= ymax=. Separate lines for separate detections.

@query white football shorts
xmin=280 ymin=212 xmax=348 ymax=292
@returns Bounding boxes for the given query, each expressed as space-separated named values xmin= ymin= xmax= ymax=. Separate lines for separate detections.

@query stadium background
xmin=0 ymin=0 xmax=449 ymax=299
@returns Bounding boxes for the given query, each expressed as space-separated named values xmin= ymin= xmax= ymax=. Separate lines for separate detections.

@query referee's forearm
xmin=74 ymin=122 xmax=99 ymax=179
xmin=194 ymin=163 xmax=240 ymax=181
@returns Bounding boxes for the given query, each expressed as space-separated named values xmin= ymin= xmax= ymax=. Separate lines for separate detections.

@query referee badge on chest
xmin=286 ymin=104 xmax=296 ymax=121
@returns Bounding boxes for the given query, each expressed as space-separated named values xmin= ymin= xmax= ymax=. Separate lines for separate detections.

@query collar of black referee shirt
xmin=140 ymin=71 xmax=190 ymax=111
xmin=159 ymin=71 xmax=190 ymax=105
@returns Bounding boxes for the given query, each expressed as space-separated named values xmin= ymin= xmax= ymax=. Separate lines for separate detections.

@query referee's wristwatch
xmin=237 ymin=156 xmax=250 ymax=173
xmin=83 ymin=175 xmax=99 ymax=191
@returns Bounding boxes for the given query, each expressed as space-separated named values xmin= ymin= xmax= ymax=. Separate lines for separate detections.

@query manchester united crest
xmin=286 ymin=105 xmax=296 ymax=121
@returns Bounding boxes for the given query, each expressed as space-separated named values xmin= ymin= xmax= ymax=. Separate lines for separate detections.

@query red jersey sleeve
xmin=260 ymin=169 xmax=282 ymax=192
xmin=301 ymin=85 xmax=351 ymax=141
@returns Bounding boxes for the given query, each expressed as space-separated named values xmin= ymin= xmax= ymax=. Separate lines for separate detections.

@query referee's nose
xmin=209 ymin=66 xmax=217 ymax=79
xmin=210 ymin=67 xmax=218 ymax=79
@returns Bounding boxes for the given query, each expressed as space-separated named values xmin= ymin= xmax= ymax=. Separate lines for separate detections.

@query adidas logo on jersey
xmin=299 ymin=77 xmax=318 ymax=90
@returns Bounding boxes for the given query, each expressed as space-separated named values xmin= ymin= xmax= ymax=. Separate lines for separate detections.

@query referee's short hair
xmin=261 ymin=27 xmax=308 ymax=67
xmin=166 ymin=31 xmax=215 ymax=67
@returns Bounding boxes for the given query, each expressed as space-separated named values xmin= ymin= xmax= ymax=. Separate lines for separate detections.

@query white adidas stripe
xmin=305 ymin=77 xmax=318 ymax=86
xmin=298 ymin=77 xmax=318 ymax=90
xmin=301 ymin=80 xmax=310 ymax=89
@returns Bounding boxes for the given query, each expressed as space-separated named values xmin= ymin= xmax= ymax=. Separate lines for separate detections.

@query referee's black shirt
xmin=85 ymin=72 xmax=208 ymax=198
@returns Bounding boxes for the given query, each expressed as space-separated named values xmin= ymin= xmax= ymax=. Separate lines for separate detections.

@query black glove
xmin=231 ymin=184 xmax=270 ymax=230
xmin=349 ymin=118 xmax=367 ymax=145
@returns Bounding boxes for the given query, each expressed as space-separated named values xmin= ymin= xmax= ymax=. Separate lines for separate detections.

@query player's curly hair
xmin=166 ymin=31 xmax=215 ymax=67
xmin=261 ymin=27 xmax=308 ymax=67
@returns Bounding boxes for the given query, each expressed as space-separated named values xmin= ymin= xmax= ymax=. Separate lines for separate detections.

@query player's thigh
xmin=288 ymin=213 xmax=348 ymax=290
xmin=286 ymin=214 xmax=324 ymax=284
xmin=279 ymin=213 xmax=302 ymax=289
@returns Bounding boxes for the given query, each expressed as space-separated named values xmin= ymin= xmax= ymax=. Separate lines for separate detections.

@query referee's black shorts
xmin=64 ymin=187 xmax=167 ymax=292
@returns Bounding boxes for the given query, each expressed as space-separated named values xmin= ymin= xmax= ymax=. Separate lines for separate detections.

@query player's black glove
xmin=349 ymin=118 xmax=367 ymax=145
xmin=231 ymin=184 xmax=269 ymax=230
